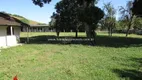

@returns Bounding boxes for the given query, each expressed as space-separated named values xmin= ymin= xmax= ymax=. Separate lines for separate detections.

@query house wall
xmin=0 ymin=26 xmax=20 ymax=48
xmin=6 ymin=35 xmax=17 ymax=46
xmin=0 ymin=26 xmax=7 ymax=47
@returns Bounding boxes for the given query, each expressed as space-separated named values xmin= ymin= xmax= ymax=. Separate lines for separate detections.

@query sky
xmin=0 ymin=0 xmax=130 ymax=24
xmin=97 ymin=0 xmax=130 ymax=20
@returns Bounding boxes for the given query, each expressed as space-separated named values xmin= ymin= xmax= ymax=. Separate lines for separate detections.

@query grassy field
xmin=21 ymin=32 xmax=142 ymax=38
xmin=0 ymin=32 xmax=142 ymax=80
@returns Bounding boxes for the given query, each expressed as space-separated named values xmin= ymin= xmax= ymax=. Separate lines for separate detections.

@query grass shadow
xmin=96 ymin=35 xmax=142 ymax=47
xmin=113 ymin=69 xmax=142 ymax=80
xmin=20 ymin=35 xmax=142 ymax=48
xmin=20 ymin=35 xmax=94 ymax=45
xmin=113 ymin=58 xmax=142 ymax=80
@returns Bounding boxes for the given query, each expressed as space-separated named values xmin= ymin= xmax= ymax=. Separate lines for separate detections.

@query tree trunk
xmin=56 ymin=29 xmax=60 ymax=37
xmin=84 ymin=23 xmax=91 ymax=38
xmin=109 ymin=28 xmax=111 ymax=36
xmin=126 ymin=27 xmax=130 ymax=37
xmin=84 ymin=23 xmax=96 ymax=45
xmin=126 ymin=15 xmax=134 ymax=37
xmin=110 ymin=27 xmax=113 ymax=36
xmin=108 ymin=28 xmax=111 ymax=36
xmin=126 ymin=21 xmax=131 ymax=37
xmin=91 ymin=30 xmax=96 ymax=45
xmin=75 ymin=30 xmax=78 ymax=38
xmin=107 ymin=22 xmax=111 ymax=36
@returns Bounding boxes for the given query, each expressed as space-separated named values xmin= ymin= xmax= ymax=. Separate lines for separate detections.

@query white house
xmin=0 ymin=12 xmax=29 ymax=48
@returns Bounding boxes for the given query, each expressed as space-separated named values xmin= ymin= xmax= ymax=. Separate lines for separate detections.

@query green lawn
xmin=0 ymin=32 xmax=142 ymax=80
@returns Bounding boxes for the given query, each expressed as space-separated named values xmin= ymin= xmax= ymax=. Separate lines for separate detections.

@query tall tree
xmin=103 ymin=2 xmax=116 ymax=36
xmin=33 ymin=0 xmax=104 ymax=44
xmin=77 ymin=0 xmax=104 ymax=42
xmin=54 ymin=0 xmax=80 ymax=37
xmin=119 ymin=0 xmax=134 ymax=37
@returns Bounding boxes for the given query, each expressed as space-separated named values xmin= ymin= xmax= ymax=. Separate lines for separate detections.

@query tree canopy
xmin=119 ymin=0 xmax=134 ymax=37
xmin=32 ymin=0 xmax=98 ymax=7
xmin=132 ymin=0 xmax=142 ymax=17
xmin=102 ymin=2 xmax=116 ymax=36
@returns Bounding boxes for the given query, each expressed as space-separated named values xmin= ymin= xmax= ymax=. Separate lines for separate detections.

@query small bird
xmin=13 ymin=75 xmax=18 ymax=80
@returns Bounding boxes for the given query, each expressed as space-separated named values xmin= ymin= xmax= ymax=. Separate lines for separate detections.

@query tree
xmin=101 ymin=17 xmax=116 ymax=36
xmin=32 ymin=0 xmax=52 ymax=7
xmin=49 ymin=12 xmax=62 ymax=37
xmin=133 ymin=16 xmax=142 ymax=31
xmin=119 ymin=0 xmax=134 ymax=37
xmin=51 ymin=0 xmax=103 ymax=37
xmin=78 ymin=4 xmax=104 ymax=39
xmin=115 ymin=20 xmax=128 ymax=30
xmin=56 ymin=0 xmax=81 ymax=37
xmin=132 ymin=0 xmax=142 ymax=17
xmin=75 ymin=0 xmax=104 ymax=45
xmin=33 ymin=0 xmax=104 ymax=45
xmin=32 ymin=0 xmax=99 ymax=7
xmin=102 ymin=2 xmax=116 ymax=36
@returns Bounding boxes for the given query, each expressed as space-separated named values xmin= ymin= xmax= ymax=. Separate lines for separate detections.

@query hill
xmin=11 ymin=14 xmax=47 ymax=25
xmin=1 ymin=12 xmax=47 ymax=25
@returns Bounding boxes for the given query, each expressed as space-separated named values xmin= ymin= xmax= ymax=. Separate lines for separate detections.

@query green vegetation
xmin=21 ymin=18 xmax=29 ymax=24
xmin=50 ymin=0 xmax=104 ymax=39
xmin=32 ymin=0 xmax=142 ymax=38
xmin=12 ymin=15 xmax=46 ymax=25
xmin=102 ymin=2 xmax=116 ymax=36
xmin=8 ymin=13 xmax=47 ymax=25
xmin=0 ymin=32 xmax=142 ymax=80
xmin=1 ymin=0 xmax=142 ymax=79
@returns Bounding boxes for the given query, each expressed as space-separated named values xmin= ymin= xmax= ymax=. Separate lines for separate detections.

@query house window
xmin=7 ymin=26 xmax=14 ymax=35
